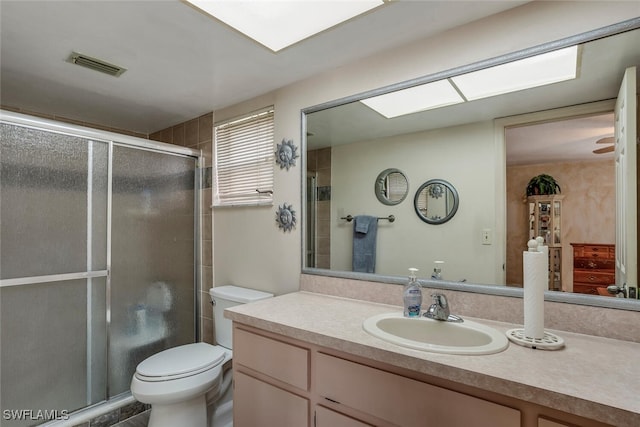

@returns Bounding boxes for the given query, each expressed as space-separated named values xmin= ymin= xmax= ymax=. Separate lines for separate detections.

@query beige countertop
xmin=225 ymin=291 xmax=640 ymax=427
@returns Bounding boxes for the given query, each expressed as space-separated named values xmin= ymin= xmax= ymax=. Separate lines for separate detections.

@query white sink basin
xmin=363 ymin=312 xmax=508 ymax=355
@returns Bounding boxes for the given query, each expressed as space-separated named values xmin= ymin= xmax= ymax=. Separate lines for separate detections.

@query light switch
xmin=482 ymin=229 xmax=492 ymax=245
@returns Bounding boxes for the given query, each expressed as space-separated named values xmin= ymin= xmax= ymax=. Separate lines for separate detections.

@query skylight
xmin=361 ymin=45 xmax=579 ymax=118
xmin=185 ymin=0 xmax=384 ymax=52
xmin=450 ymin=45 xmax=579 ymax=100
xmin=360 ymin=80 xmax=464 ymax=119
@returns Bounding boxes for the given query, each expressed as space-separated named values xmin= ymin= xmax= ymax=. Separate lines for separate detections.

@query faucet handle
xmin=431 ymin=293 xmax=448 ymax=308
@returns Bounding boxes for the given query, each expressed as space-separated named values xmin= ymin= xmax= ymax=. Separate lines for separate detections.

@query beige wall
xmin=330 ymin=121 xmax=500 ymax=283
xmin=506 ymin=159 xmax=616 ymax=291
xmin=211 ymin=2 xmax=637 ymax=296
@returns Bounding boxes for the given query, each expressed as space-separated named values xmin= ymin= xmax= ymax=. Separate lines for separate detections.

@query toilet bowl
xmin=130 ymin=285 xmax=273 ymax=427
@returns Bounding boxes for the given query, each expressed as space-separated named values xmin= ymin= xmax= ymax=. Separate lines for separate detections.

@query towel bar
xmin=341 ymin=214 xmax=395 ymax=223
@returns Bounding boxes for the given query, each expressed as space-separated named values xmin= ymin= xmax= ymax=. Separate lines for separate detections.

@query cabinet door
xmin=315 ymin=406 xmax=372 ymax=427
xmin=234 ymin=371 xmax=309 ymax=427
xmin=316 ymin=353 xmax=520 ymax=427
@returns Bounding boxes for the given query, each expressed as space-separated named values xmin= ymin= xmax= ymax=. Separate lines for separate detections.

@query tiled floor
xmin=112 ymin=411 xmax=149 ymax=427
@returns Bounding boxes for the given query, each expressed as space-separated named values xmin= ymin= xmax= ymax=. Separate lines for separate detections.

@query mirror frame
xmin=414 ymin=179 xmax=459 ymax=224
xmin=375 ymin=168 xmax=409 ymax=206
xmin=300 ymin=17 xmax=640 ymax=313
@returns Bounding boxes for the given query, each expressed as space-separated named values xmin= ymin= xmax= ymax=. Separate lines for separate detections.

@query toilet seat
xmin=135 ymin=343 xmax=227 ymax=382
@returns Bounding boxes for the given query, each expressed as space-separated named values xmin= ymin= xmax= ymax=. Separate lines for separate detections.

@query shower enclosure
xmin=0 ymin=111 xmax=201 ymax=426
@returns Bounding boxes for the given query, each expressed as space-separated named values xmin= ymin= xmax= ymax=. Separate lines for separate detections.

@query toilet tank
xmin=209 ymin=286 xmax=273 ymax=349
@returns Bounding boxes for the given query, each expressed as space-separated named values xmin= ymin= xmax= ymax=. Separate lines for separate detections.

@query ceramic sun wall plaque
xmin=275 ymin=138 xmax=299 ymax=170
xmin=276 ymin=203 xmax=296 ymax=232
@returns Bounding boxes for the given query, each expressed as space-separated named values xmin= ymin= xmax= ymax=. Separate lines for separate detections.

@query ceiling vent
xmin=67 ymin=52 xmax=127 ymax=77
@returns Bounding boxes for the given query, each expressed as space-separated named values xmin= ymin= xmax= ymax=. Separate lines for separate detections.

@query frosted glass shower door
xmin=109 ymin=145 xmax=197 ymax=396
xmin=0 ymin=124 xmax=109 ymax=424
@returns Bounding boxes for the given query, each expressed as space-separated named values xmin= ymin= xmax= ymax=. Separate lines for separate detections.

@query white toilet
xmin=130 ymin=285 xmax=273 ymax=427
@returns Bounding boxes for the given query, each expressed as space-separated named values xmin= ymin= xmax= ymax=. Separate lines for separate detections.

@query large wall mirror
xmin=302 ymin=19 xmax=640 ymax=311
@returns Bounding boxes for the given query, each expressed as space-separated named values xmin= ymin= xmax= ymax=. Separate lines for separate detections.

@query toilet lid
xmin=136 ymin=343 xmax=226 ymax=379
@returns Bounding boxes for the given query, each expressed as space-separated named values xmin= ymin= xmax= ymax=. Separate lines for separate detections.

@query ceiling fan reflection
xmin=593 ymin=136 xmax=614 ymax=154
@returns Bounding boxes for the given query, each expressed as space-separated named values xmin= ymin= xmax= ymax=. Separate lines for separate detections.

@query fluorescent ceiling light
xmin=360 ymin=45 xmax=578 ymax=119
xmin=185 ymin=0 xmax=384 ymax=52
xmin=451 ymin=46 xmax=579 ymax=100
xmin=360 ymin=80 xmax=464 ymax=118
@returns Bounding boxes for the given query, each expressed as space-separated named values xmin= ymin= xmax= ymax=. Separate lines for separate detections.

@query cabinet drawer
xmin=584 ymin=246 xmax=614 ymax=259
xmin=572 ymin=244 xmax=615 ymax=260
xmin=315 ymin=353 xmax=520 ymax=427
xmin=539 ymin=417 xmax=572 ymax=427
xmin=234 ymin=372 xmax=309 ymax=427
xmin=316 ymin=406 xmax=372 ymax=427
xmin=574 ymin=258 xmax=614 ymax=270
xmin=573 ymin=271 xmax=614 ymax=285
xmin=234 ymin=328 xmax=309 ymax=390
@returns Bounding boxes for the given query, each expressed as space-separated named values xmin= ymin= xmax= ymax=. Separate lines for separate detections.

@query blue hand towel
xmin=353 ymin=215 xmax=378 ymax=273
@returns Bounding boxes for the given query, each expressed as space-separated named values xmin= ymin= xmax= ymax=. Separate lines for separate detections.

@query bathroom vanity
xmin=226 ymin=292 xmax=639 ymax=427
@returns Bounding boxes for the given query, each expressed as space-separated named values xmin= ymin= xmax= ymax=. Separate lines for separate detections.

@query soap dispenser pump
xmin=403 ymin=268 xmax=422 ymax=318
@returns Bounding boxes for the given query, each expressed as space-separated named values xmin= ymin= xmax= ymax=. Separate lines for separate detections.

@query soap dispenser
xmin=403 ymin=268 xmax=422 ymax=318
xmin=431 ymin=261 xmax=444 ymax=280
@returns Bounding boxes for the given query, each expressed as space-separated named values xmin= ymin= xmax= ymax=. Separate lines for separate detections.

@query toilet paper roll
xmin=523 ymin=241 xmax=545 ymax=340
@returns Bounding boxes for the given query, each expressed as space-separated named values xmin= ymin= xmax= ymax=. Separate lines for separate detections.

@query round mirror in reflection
xmin=374 ymin=168 xmax=409 ymax=206
xmin=414 ymin=179 xmax=459 ymax=224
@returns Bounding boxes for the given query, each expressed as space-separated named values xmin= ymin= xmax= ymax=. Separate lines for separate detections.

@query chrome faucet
xmin=606 ymin=283 xmax=627 ymax=298
xmin=424 ymin=293 xmax=463 ymax=322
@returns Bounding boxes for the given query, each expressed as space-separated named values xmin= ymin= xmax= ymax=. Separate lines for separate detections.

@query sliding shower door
xmin=0 ymin=119 xmax=199 ymax=424
xmin=109 ymin=145 xmax=197 ymax=396
xmin=0 ymin=124 xmax=109 ymax=422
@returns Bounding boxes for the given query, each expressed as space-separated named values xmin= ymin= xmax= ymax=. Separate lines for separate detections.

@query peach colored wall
xmin=506 ymin=159 xmax=615 ymax=291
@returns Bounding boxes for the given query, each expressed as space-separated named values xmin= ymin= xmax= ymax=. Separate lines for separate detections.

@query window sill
xmin=212 ymin=201 xmax=273 ymax=209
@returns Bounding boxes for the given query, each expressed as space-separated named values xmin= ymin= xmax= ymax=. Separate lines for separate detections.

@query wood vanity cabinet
xmin=233 ymin=327 xmax=310 ymax=427
xmin=231 ymin=324 xmax=611 ymax=427
xmin=570 ymin=243 xmax=615 ymax=295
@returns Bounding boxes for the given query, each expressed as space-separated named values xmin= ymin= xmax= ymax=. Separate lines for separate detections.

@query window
xmin=213 ymin=107 xmax=274 ymax=206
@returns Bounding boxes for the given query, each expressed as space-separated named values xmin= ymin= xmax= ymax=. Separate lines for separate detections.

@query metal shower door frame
xmin=0 ymin=109 xmax=203 ymax=406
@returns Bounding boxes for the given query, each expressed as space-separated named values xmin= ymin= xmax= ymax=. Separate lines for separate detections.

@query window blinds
xmin=213 ymin=108 xmax=274 ymax=206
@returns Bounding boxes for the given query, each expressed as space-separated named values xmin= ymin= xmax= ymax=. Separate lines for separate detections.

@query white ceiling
xmin=0 ymin=0 xmax=528 ymax=135
xmin=505 ymin=113 xmax=615 ymax=166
